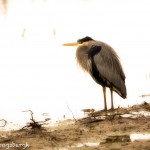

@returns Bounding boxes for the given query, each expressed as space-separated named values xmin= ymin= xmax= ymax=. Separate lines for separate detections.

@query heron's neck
xmin=76 ymin=46 xmax=91 ymax=72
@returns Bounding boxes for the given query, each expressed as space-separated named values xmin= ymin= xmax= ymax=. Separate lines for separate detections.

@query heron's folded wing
xmin=90 ymin=45 xmax=126 ymax=98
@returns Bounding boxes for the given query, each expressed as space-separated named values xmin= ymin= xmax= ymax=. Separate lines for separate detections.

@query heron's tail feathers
xmin=113 ymin=83 xmax=127 ymax=99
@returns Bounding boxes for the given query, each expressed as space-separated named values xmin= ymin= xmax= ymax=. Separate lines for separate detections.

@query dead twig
xmin=0 ymin=119 xmax=7 ymax=127
xmin=66 ymin=103 xmax=76 ymax=122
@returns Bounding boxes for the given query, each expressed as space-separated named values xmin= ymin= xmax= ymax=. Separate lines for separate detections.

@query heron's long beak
xmin=63 ymin=42 xmax=80 ymax=46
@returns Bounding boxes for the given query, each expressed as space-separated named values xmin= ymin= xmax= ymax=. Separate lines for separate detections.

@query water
xmin=71 ymin=142 xmax=100 ymax=148
xmin=0 ymin=0 xmax=150 ymax=130
xmin=130 ymin=133 xmax=150 ymax=142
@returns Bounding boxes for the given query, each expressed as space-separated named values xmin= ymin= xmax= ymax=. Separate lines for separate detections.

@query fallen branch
xmin=22 ymin=110 xmax=50 ymax=130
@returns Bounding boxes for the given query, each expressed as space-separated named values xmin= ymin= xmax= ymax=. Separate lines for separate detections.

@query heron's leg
xmin=110 ymin=88 xmax=114 ymax=110
xmin=103 ymin=87 xmax=107 ymax=112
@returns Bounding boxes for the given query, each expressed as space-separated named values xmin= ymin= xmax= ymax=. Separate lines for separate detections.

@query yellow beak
xmin=63 ymin=42 xmax=81 ymax=46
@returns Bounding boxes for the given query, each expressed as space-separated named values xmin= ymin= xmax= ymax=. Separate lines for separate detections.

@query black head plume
xmin=77 ymin=36 xmax=94 ymax=44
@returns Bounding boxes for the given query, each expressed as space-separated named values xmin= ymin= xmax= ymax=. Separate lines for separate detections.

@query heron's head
xmin=77 ymin=36 xmax=93 ymax=44
xmin=63 ymin=36 xmax=94 ymax=47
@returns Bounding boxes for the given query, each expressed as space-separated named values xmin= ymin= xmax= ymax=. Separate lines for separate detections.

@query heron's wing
xmin=89 ymin=45 xmax=126 ymax=98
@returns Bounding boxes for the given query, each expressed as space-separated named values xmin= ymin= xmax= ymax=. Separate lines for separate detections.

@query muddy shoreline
xmin=0 ymin=102 xmax=150 ymax=150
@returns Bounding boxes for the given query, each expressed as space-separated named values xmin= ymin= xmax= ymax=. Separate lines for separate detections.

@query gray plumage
xmin=64 ymin=36 xmax=127 ymax=112
xmin=91 ymin=41 xmax=126 ymax=98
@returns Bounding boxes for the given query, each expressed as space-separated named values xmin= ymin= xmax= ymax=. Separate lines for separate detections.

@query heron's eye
xmin=77 ymin=39 xmax=82 ymax=44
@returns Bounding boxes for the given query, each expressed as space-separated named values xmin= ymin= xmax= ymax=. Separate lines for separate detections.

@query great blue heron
xmin=63 ymin=36 xmax=127 ymax=112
